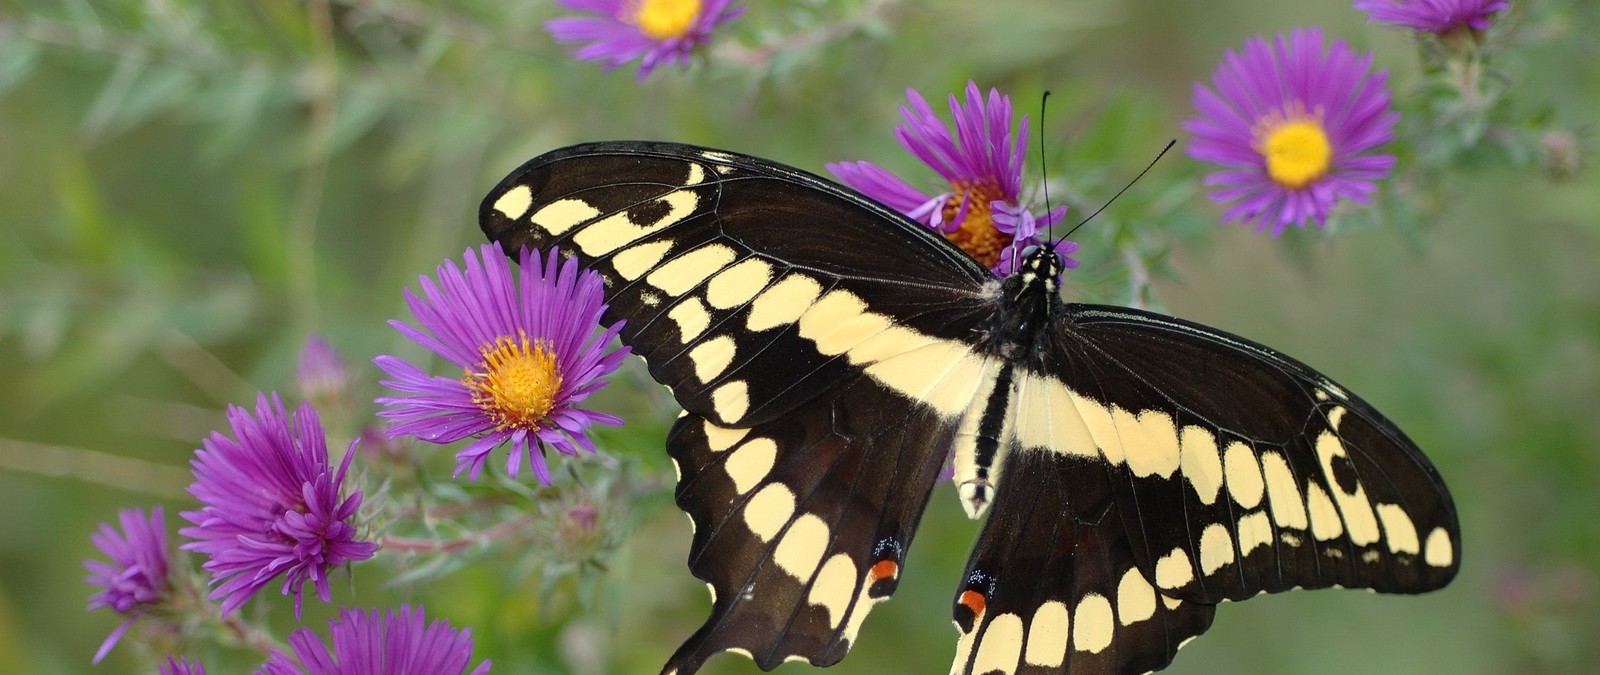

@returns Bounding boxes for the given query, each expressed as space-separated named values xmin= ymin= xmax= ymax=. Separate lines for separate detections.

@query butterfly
xmin=478 ymin=141 xmax=1460 ymax=674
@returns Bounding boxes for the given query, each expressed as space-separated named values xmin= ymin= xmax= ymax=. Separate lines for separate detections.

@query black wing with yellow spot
xmin=951 ymin=446 xmax=1216 ymax=675
xmin=663 ymin=375 xmax=949 ymax=671
xmin=481 ymin=141 xmax=996 ymax=670
xmin=1042 ymin=306 xmax=1460 ymax=605
xmin=478 ymin=141 xmax=1461 ymax=675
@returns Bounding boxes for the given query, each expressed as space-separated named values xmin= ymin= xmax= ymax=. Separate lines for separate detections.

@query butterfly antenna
xmin=1038 ymin=90 xmax=1054 ymax=251
xmin=1061 ymin=139 xmax=1177 ymax=240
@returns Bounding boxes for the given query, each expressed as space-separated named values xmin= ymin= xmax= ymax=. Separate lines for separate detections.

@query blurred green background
xmin=2 ymin=0 xmax=1597 ymax=673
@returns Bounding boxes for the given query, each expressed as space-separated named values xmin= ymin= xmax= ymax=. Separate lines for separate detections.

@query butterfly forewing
xmin=480 ymin=142 xmax=995 ymax=429
xmin=477 ymin=141 xmax=1461 ymax=675
xmin=1040 ymin=305 xmax=1461 ymax=603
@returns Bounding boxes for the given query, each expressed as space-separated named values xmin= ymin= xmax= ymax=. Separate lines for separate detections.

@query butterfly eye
xmin=1020 ymin=244 xmax=1040 ymax=258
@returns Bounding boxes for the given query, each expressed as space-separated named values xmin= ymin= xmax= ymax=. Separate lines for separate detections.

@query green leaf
xmin=0 ymin=38 xmax=42 ymax=97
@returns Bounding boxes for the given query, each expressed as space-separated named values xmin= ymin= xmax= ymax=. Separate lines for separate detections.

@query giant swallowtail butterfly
xmin=478 ymin=141 xmax=1460 ymax=674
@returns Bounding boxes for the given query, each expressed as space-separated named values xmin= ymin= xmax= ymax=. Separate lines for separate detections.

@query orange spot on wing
xmin=869 ymin=560 xmax=899 ymax=583
xmin=959 ymin=589 xmax=987 ymax=618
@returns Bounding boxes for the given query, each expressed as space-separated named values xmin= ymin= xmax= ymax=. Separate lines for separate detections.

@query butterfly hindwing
xmin=951 ymin=446 xmax=1215 ymax=675
xmin=663 ymin=374 xmax=953 ymax=671
xmin=1037 ymin=305 xmax=1461 ymax=604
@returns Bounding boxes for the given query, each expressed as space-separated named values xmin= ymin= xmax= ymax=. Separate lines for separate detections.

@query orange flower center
xmin=629 ymin=0 xmax=702 ymax=40
xmin=941 ymin=180 xmax=1013 ymax=268
xmin=1252 ymin=101 xmax=1333 ymax=190
xmin=464 ymin=332 xmax=563 ymax=432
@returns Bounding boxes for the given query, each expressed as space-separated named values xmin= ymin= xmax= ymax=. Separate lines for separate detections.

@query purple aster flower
xmin=85 ymin=506 xmax=172 ymax=663
xmin=1354 ymin=0 xmax=1508 ymax=34
xmin=1184 ymin=27 xmax=1399 ymax=235
xmin=374 ymin=244 xmax=628 ymax=484
xmin=827 ymin=81 xmax=1076 ymax=276
xmin=296 ymin=335 xmax=349 ymax=404
xmin=180 ymin=393 xmax=378 ymax=618
xmin=546 ymin=0 xmax=745 ymax=79
xmin=255 ymin=605 xmax=490 ymax=675
xmin=161 ymin=656 xmax=208 ymax=675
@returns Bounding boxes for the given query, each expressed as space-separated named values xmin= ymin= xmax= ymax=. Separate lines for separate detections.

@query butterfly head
xmin=1005 ymin=244 xmax=1063 ymax=306
xmin=1016 ymin=244 xmax=1063 ymax=281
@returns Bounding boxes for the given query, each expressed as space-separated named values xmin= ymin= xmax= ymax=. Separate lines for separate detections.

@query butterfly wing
xmin=480 ymin=142 xmax=1004 ymax=672
xmin=480 ymin=142 xmax=994 ymax=429
xmin=1034 ymin=305 xmax=1460 ymax=605
xmin=950 ymin=445 xmax=1216 ymax=675
xmin=663 ymin=375 xmax=951 ymax=671
xmin=948 ymin=305 xmax=1459 ymax=674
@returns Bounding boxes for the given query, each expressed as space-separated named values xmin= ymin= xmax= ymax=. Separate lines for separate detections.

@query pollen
xmin=941 ymin=181 xmax=1012 ymax=268
xmin=1253 ymin=102 xmax=1333 ymax=189
xmin=630 ymin=0 xmax=702 ymax=40
xmin=464 ymin=332 xmax=563 ymax=432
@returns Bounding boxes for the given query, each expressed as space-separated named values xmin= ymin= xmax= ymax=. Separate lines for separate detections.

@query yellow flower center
xmin=941 ymin=181 xmax=1012 ymax=269
xmin=1253 ymin=103 xmax=1332 ymax=190
xmin=630 ymin=0 xmax=702 ymax=40
xmin=464 ymin=332 xmax=563 ymax=432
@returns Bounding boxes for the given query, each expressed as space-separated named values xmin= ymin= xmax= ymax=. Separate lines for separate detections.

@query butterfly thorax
xmin=954 ymin=246 xmax=1067 ymax=519
xmin=983 ymin=245 xmax=1065 ymax=361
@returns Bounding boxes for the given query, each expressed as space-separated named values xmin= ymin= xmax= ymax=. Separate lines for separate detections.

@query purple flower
xmin=375 ymin=244 xmax=628 ymax=484
xmin=827 ymin=81 xmax=1076 ymax=276
xmin=545 ymin=0 xmax=745 ymax=79
xmin=1184 ymin=28 xmax=1399 ymax=235
xmin=180 ymin=393 xmax=377 ymax=618
xmin=255 ymin=605 xmax=490 ymax=675
xmin=85 ymin=506 xmax=172 ymax=663
xmin=296 ymin=335 xmax=349 ymax=404
xmin=1354 ymin=0 xmax=1508 ymax=33
xmin=161 ymin=656 xmax=208 ymax=675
